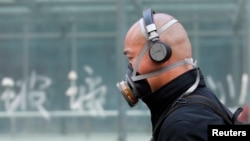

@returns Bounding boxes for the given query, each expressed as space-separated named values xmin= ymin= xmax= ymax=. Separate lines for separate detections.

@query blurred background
xmin=0 ymin=0 xmax=249 ymax=141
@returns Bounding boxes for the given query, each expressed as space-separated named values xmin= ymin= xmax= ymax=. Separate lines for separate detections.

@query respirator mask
xmin=116 ymin=63 xmax=152 ymax=107
xmin=116 ymin=57 xmax=197 ymax=107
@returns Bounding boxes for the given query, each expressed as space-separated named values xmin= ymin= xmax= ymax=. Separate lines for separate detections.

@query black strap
xmin=184 ymin=95 xmax=233 ymax=124
xmin=232 ymin=107 xmax=243 ymax=124
xmin=152 ymin=94 xmax=238 ymax=141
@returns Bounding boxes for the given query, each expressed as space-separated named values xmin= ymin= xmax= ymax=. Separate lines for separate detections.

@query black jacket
xmin=142 ymin=68 xmax=232 ymax=141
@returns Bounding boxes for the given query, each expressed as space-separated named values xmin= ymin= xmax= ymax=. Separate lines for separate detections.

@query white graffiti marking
xmin=0 ymin=71 xmax=52 ymax=120
xmin=1 ymin=77 xmax=17 ymax=113
xmin=66 ymin=65 xmax=107 ymax=117
xmin=28 ymin=71 xmax=52 ymax=119
xmin=206 ymin=73 xmax=249 ymax=107
xmin=239 ymin=73 xmax=248 ymax=105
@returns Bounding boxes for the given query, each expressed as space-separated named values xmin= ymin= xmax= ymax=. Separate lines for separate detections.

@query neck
xmin=149 ymin=64 xmax=194 ymax=92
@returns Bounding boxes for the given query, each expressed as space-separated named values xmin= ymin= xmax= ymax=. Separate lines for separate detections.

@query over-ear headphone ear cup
xmin=149 ymin=41 xmax=172 ymax=63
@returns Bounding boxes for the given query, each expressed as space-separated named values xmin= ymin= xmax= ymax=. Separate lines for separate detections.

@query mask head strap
xmin=139 ymin=18 xmax=178 ymax=40
xmin=132 ymin=58 xmax=197 ymax=81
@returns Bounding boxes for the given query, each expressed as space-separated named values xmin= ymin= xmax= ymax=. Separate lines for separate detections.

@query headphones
xmin=142 ymin=8 xmax=172 ymax=63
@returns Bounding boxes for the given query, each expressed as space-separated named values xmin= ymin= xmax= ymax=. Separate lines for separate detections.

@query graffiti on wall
xmin=66 ymin=65 xmax=107 ymax=117
xmin=0 ymin=67 xmax=249 ymax=120
xmin=0 ymin=65 xmax=107 ymax=120
xmin=206 ymin=73 xmax=248 ymax=108
xmin=0 ymin=71 xmax=52 ymax=119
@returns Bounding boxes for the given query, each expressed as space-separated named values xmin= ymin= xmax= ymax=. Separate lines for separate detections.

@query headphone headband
xmin=143 ymin=8 xmax=155 ymax=26
xmin=140 ymin=11 xmax=178 ymax=40
xmin=143 ymin=8 xmax=159 ymax=40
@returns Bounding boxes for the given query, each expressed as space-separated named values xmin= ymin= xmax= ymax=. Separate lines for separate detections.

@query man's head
xmin=117 ymin=8 xmax=195 ymax=107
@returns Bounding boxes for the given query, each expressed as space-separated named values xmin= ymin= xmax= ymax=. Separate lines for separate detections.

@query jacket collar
xmin=142 ymin=68 xmax=206 ymax=128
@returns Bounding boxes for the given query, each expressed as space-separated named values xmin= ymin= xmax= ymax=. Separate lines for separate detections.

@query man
xmin=116 ymin=8 xmax=238 ymax=141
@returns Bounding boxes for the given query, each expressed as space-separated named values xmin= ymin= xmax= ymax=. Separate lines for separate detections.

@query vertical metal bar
xmin=22 ymin=24 xmax=30 ymax=111
xmin=71 ymin=22 xmax=77 ymax=72
xmin=243 ymin=0 xmax=249 ymax=80
xmin=244 ymin=0 xmax=250 ymax=123
xmin=116 ymin=0 xmax=128 ymax=141
xmin=231 ymin=30 xmax=241 ymax=90
xmin=231 ymin=1 xmax=246 ymax=95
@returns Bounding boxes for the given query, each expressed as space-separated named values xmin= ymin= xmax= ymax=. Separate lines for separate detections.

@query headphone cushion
xmin=149 ymin=41 xmax=172 ymax=63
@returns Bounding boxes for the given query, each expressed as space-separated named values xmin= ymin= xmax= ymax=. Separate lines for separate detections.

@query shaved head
xmin=125 ymin=13 xmax=192 ymax=63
